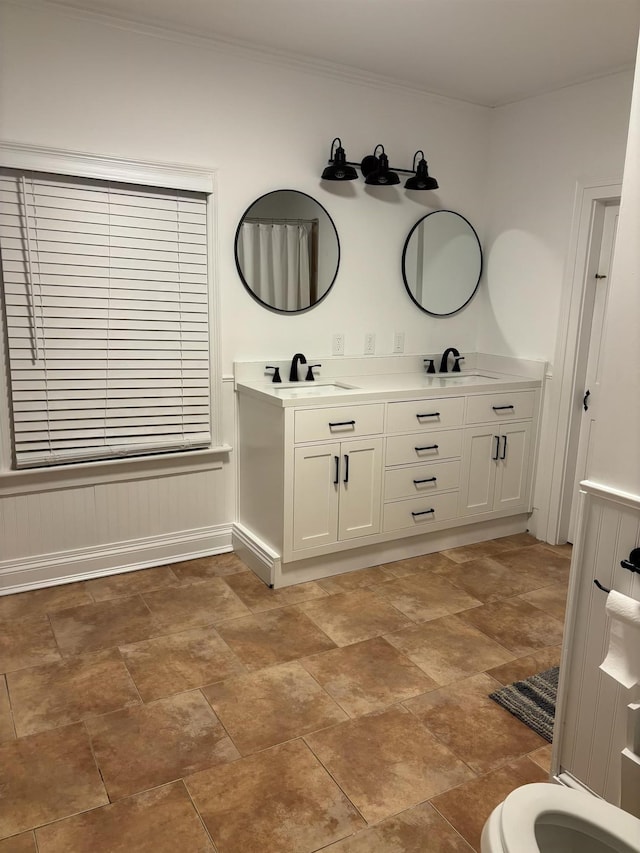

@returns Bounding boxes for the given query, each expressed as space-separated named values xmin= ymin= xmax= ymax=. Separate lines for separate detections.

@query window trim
xmin=0 ymin=140 xmax=227 ymax=481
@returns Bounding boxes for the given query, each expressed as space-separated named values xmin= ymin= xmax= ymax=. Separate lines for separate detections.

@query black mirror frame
xmin=401 ymin=209 xmax=483 ymax=317
xmin=234 ymin=189 xmax=341 ymax=315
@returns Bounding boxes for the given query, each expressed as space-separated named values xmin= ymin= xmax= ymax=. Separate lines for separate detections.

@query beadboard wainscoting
xmin=553 ymin=481 xmax=640 ymax=803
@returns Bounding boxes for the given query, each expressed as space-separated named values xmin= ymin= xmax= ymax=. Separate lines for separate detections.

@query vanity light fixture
xmin=321 ymin=138 xmax=439 ymax=190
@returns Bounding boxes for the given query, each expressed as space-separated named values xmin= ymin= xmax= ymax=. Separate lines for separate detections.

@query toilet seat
xmin=499 ymin=784 xmax=640 ymax=852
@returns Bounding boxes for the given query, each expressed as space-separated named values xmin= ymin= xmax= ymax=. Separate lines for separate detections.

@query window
xmin=0 ymin=168 xmax=212 ymax=469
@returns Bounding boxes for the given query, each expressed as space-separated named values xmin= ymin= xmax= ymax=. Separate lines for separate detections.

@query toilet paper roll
xmin=599 ymin=590 xmax=640 ymax=689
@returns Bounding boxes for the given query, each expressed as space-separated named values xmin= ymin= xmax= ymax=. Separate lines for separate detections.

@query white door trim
xmin=543 ymin=177 xmax=622 ymax=545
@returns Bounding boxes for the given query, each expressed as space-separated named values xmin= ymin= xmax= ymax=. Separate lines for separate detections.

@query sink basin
xmin=270 ymin=382 xmax=358 ymax=396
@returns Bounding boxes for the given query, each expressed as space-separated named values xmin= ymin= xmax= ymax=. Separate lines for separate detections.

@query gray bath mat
xmin=489 ymin=666 xmax=559 ymax=743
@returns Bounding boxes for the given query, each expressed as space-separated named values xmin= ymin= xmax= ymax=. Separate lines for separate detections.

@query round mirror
xmin=402 ymin=210 xmax=482 ymax=316
xmin=235 ymin=189 xmax=340 ymax=313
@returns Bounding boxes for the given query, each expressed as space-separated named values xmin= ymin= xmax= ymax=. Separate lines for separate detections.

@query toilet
xmin=481 ymin=783 xmax=640 ymax=852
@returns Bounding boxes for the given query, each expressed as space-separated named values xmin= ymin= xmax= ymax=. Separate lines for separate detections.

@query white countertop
xmin=236 ymin=370 xmax=541 ymax=408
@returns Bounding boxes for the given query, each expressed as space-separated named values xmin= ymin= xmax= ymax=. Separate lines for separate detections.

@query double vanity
xmin=234 ymin=354 xmax=544 ymax=588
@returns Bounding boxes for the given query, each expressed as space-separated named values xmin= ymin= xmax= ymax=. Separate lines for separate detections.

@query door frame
xmin=544 ymin=178 xmax=621 ymax=544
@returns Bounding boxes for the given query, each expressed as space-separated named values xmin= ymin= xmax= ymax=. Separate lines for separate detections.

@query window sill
xmin=0 ymin=445 xmax=233 ymax=498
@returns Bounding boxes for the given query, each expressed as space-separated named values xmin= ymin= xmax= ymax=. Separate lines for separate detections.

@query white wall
xmin=0 ymin=2 xmax=635 ymax=585
xmin=0 ymin=2 xmax=491 ymax=585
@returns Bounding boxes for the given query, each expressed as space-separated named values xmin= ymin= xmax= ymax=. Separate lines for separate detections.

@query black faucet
xmin=289 ymin=352 xmax=307 ymax=381
xmin=439 ymin=347 xmax=464 ymax=373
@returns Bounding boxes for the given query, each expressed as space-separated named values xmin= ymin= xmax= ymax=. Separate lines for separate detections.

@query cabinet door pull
xmin=333 ymin=455 xmax=340 ymax=485
xmin=492 ymin=404 xmax=514 ymax=411
xmin=413 ymin=477 xmax=437 ymax=484
xmin=343 ymin=454 xmax=349 ymax=483
xmin=500 ymin=434 xmax=508 ymax=460
xmin=492 ymin=435 xmax=500 ymax=460
xmin=412 ymin=508 xmax=435 ymax=517
xmin=416 ymin=412 xmax=440 ymax=419
xmin=415 ymin=444 xmax=439 ymax=452
xmin=329 ymin=420 xmax=356 ymax=428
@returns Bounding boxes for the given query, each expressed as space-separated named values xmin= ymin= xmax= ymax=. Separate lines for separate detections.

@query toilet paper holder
xmin=594 ymin=548 xmax=640 ymax=594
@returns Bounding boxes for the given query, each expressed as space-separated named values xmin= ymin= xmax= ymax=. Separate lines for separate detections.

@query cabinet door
xmin=494 ymin=421 xmax=532 ymax=511
xmin=459 ymin=426 xmax=498 ymax=516
xmin=338 ymin=438 xmax=383 ymax=541
xmin=292 ymin=442 xmax=340 ymax=550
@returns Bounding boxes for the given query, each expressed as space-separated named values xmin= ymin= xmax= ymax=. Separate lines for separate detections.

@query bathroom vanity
xmin=234 ymin=355 xmax=544 ymax=587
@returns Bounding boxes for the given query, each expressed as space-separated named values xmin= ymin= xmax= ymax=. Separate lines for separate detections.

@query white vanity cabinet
xmin=291 ymin=404 xmax=384 ymax=551
xmin=235 ymin=371 xmax=542 ymax=588
xmin=459 ymin=391 xmax=536 ymax=516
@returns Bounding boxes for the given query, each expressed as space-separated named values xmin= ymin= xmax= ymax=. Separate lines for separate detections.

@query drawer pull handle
xmin=492 ymin=405 xmax=514 ymax=411
xmin=333 ymin=455 xmax=340 ymax=485
xmin=412 ymin=508 xmax=435 ymax=517
xmin=413 ymin=477 xmax=437 ymax=484
xmin=344 ymin=453 xmax=349 ymax=484
xmin=415 ymin=444 xmax=439 ymax=452
xmin=329 ymin=420 xmax=356 ymax=428
xmin=416 ymin=412 xmax=440 ymax=419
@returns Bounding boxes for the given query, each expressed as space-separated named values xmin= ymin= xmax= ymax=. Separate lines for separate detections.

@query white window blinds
xmin=0 ymin=169 xmax=212 ymax=469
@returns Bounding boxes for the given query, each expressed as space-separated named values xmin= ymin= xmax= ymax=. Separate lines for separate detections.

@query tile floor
xmin=0 ymin=534 xmax=571 ymax=852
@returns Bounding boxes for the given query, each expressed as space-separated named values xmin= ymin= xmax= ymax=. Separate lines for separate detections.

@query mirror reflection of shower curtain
xmin=239 ymin=221 xmax=312 ymax=310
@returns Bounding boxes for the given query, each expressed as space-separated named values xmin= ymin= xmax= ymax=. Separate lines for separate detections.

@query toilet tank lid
xmin=500 ymin=783 xmax=640 ymax=853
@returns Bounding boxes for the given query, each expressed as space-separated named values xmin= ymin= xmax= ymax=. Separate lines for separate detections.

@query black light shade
xmin=404 ymin=151 xmax=439 ymax=191
xmin=321 ymin=138 xmax=358 ymax=181
xmin=362 ymin=146 xmax=400 ymax=186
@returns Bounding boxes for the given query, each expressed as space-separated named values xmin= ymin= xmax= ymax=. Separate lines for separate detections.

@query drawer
xmin=294 ymin=403 xmax=384 ymax=443
xmin=384 ymin=460 xmax=461 ymax=501
xmin=465 ymin=391 xmax=536 ymax=424
xmin=385 ymin=429 xmax=462 ymax=467
xmin=383 ymin=491 xmax=459 ymax=532
xmin=386 ymin=397 xmax=464 ymax=433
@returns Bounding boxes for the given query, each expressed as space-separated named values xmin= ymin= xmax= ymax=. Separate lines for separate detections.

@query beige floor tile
xmin=405 ymin=673 xmax=546 ymax=774
xmin=373 ymin=573 xmax=482 ymax=623
xmin=301 ymin=636 xmax=438 ymax=716
xmin=0 ymin=723 xmax=108 ymax=839
xmin=492 ymin=544 xmax=571 ymax=586
xmin=385 ymin=614 xmax=515 ymax=685
xmin=529 ymin=744 xmax=553 ymax=774
xmin=86 ymin=690 xmax=239 ymax=800
xmin=216 ymin=606 xmax=336 ymax=670
xmin=520 ymin=583 xmax=568 ymax=621
xmin=431 ymin=757 xmax=547 ymax=851
xmin=171 ymin=552 xmax=249 ymax=582
xmin=441 ymin=539 xmax=517 ymax=564
xmin=0 ymin=616 xmax=61 ymax=674
xmin=48 ymin=596 xmax=163 ymax=657
xmin=186 ymin=739 xmax=364 ymax=853
xmin=142 ymin=579 xmax=250 ymax=630
xmin=300 ymin=589 xmax=411 ymax=646
xmin=380 ymin=552 xmax=458 ymax=578
xmin=495 ymin=532 xmax=539 ymax=550
xmin=458 ymin=598 xmax=564 ymax=657
xmin=0 ymin=833 xmax=37 ymax=853
xmin=542 ymin=542 xmax=573 ymax=557
xmin=120 ymin=626 xmax=245 ymax=701
xmin=322 ymin=801 xmax=474 ymax=852
xmin=317 ymin=565 xmax=392 ymax=593
xmin=224 ymin=571 xmax=328 ymax=611
xmin=85 ymin=566 xmax=178 ymax=602
xmin=486 ymin=646 xmax=562 ymax=685
xmin=35 ymin=782 xmax=213 ymax=853
xmin=203 ymin=660 xmax=347 ymax=754
xmin=0 ymin=583 xmax=91 ymax=621
xmin=433 ymin=557 xmax=548 ymax=603
xmin=0 ymin=676 xmax=15 ymax=742
xmin=306 ymin=705 xmax=474 ymax=823
xmin=7 ymin=649 xmax=141 ymax=737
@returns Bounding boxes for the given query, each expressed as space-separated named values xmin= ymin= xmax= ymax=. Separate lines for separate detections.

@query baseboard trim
xmin=0 ymin=524 xmax=233 ymax=594
xmin=231 ymin=523 xmax=280 ymax=586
